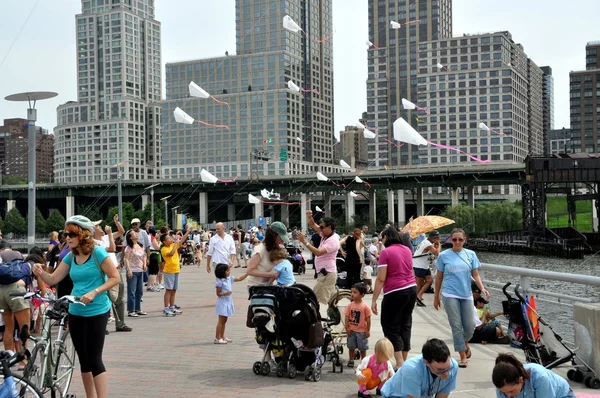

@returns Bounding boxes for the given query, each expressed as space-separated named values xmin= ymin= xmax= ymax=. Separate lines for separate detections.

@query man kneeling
xmin=381 ymin=338 xmax=458 ymax=398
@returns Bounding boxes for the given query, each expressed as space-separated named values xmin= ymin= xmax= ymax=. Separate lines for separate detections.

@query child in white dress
xmin=214 ymin=263 xmax=247 ymax=344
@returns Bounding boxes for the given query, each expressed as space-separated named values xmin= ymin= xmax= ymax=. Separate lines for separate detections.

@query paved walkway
xmin=66 ymin=256 xmax=596 ymax=397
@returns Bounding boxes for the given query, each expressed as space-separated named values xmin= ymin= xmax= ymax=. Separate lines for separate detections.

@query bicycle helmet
xmin=65 ymin=215 xmax=95 ymax=234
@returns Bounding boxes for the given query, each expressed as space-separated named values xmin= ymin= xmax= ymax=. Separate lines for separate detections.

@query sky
xmin=0 ymin=0 xmax=598 ymax=135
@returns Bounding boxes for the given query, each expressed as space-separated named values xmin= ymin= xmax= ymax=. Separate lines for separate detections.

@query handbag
xmin=92 ymin=248 xmax=119 ymax=303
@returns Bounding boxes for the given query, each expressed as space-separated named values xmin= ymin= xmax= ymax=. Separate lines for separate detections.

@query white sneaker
xmin=108 ymin=316 xmax=115 ymax=323
xmin=163 ymin=309 xmax=175 ymax=317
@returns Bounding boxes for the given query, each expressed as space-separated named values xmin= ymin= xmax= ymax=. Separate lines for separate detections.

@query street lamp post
xmin=144 ymin=183 xmax=159 ymax=224
xmin=115 ymin=162 xmax=124 ymax=223
xmin=5 ymin=91 xmax=57 ymax=250
xmin=160 ymin=196 xmax=171 ymax=228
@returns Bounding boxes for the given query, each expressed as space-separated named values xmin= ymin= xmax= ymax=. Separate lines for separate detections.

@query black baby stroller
xmin=248 ymin=284 xmax=328 ymax=382
xmin=502 ymin=282 xmax=599 ymax=389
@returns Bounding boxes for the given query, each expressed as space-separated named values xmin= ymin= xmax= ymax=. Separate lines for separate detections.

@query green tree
xmin=4 ymin=208 xmax=27 ymax=234
xmin=105 ymin=203 xmax=136 ymax=228
xmin=76 ymin=204 xmax=102 ymax=223
xmin=0 ymin=216 xmax=4 ymax=232
xmin=35 ymin=207 xmax=47 ymax=234
xmin=1 ymin=175 xmax=27 ymax=185
xmin=45 ymin=209 xmax=66 ymax=233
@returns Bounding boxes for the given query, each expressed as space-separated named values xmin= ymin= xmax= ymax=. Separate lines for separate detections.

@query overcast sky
xmin=0 ymin=0 xmax=598 ymax=135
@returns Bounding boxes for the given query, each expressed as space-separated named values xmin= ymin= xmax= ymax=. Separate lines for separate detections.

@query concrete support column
xmin=324 ymin=191 xmax=332 ymax=215
xmin=346 ymin=192 xmax=355 ymax=227
xmin=66 ymin=196 xmax=75 ymax=219
xmin=253 ymin=201 xmax=264 ymax=223
xmin=227 ymin=204 xmax=235 ymax=221
xmin=198 ymin=192 xmax=208 ymax=226
xmin=387 ymin=190 xmax=395 ymax=225
xmin=451 ymin=187 xmax=459 ymax=206
xmin=573 ymin=303 xmax=600 ymax=376
xmin=397 ymin=189 xmax=406 ymax=227
xmin=369 ymin=189 xmax=377 ymax=227
xmin=300 ymin=193 xmax=308 ymax=233
xmin=6 ymin=200 xmax=15 ymax=215
xmin=467 ymin=186 xmax=475 ymax=209
xmin=416 ymin=187 xmax=424 ymax=216
xmin=280 ymin=200 xmax=289 ymax=227
xmin=141 ymin=194 xmax=149 ymax=209
xmin=593 ymin=198 xmax=598 ymax=233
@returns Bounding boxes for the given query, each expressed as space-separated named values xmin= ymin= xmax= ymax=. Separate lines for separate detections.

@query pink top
xmin=378 ymin=244 xmax=416 ymax=295
xmin=315 ymin=232 xmax=340 ymax=273
xmin=125 ymin=245 xmax=145 ymax=273
xmin=367 ymin=354 xmax=389 ymax=378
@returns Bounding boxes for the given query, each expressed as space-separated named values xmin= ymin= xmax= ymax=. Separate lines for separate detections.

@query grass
xmin=546 ymin=196 xmax=595 ymax=232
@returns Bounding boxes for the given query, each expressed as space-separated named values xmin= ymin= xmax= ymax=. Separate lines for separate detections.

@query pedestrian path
xmin=66 ymin=259 xmax=595 ymax=397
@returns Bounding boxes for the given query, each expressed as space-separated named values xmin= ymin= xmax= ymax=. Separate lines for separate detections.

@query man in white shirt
xmin=413 ymin=230 xmax=440 ymax=307
xmin=367 ymin=237 xmax=380 ymax=277
xmin=205 ymin=222 xmax=236 ymax=275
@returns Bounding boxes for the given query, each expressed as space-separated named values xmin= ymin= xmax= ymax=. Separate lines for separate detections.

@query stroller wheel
xmin=590 ymin=377 xmax=600 ymax=389
xmin=585 ymin=376 xmax=593 ymax=388
xmin=567 ymin=369 xmax=575 ymax=381
xmin=288 ymin=364 xmax=298 ymax=379
xmin=252 ymin=361 xmax=262 ymax=375
xmin=574 ymin=369 xmax=585 ymax=383
xmin=276 ymin=362 xmax=286 ymax=378
xmin=337 ymin=346 xmax=344 ymax=354
xmin=304 ymin=366 xmax=313 ymax=381
xmin=312 ymin=367 xmax=322 ymax=382
xmin=332 ymin=362 xmax=336 ymax=373
xmin=260 ymin=362 xmax=270 ymax=376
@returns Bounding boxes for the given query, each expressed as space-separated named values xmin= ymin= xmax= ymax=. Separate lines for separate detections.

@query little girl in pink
xmin=355 ymin=338 xmax=396 ymax=397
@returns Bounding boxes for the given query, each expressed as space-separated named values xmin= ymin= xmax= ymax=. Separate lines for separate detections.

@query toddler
xmin=361 ymin=264 xmax=374 ymax=293
xmin=356 ymin=338 xmax=395 ymax=397
xmin=214 ymin=263 xmax=247 ymax=344
xmin=345 ymin=283 xmax=372 ymax=367
xmin=267 ymin=249 xmax=296 ymax=286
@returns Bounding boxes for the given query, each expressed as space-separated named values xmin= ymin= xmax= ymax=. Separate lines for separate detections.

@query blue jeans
xmin=442 ymin=296 xmax=475 ymax=352
xmin=127 ymin=272 xmax=143 ymax=312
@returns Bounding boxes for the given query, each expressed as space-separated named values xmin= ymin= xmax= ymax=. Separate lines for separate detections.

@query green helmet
xmin=65 ymin=215 xmax=95 ymax=234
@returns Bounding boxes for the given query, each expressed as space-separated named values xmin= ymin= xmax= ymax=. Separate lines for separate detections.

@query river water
xmin=476 ymin=251 xmax=600 ymax=342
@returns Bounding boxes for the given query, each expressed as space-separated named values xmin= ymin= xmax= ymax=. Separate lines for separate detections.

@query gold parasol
xmin=401 ymin=215 xmax=455 ymax=239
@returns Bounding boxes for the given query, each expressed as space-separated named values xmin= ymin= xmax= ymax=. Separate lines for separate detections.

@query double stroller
xmin=502 ymin=283 xmax=599 ymax=389
xmin=248 ymin=284 xmax=334 ymax=382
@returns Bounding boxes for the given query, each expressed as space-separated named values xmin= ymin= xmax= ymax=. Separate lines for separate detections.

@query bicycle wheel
xmin=23 ymin=344 xmax=47 ymax=392
xmin=0 ymin=374 xmax=44 ymax=398
xmin=53 ymin=330 xmax=75 ymax=397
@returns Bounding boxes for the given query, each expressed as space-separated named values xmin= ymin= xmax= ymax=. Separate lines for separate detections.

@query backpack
xmin=0 ymin=260 xmax=33 ymax=286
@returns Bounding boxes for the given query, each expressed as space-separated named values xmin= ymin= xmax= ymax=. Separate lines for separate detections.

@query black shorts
xmin=413 ymin=268 xmax=431 ymax=278
xmin=148 ymin=252 xmax=160 ymax=275
xmin=470 ymin=324 xmax=497 ymax=343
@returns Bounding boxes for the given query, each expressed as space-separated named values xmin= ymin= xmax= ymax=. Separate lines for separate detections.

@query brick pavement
xmin=65 ymin=257 xmax=595 ymax=398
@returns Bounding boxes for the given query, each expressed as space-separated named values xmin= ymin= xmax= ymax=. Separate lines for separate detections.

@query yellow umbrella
xmin=402 ymin=215 xmax=455 ymax=239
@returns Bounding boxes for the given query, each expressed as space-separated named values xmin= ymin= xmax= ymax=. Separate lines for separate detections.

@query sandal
xmin=465 ymin=348 xmax=472 ymax=359
xmin=459 ymin=361 xmax=468 ymax=368
xmin=416 ymin=297 xmax=426 ymax=307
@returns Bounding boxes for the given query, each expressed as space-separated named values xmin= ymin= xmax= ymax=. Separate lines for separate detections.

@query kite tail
xmin=195 ymin=120 xmax=230 ymax=130
xmin=402 ymin=20 xmax=421 ymax=26
xmin=262 ymin=198 xmax=312 ymax=205
xmin=428 ymin=142 xmax=491 ymax=163
xmin=416 ymin=105 xmax=430 ymax=115
xmin=491 ymin=129 xmax=506 ymax=136
xmin=209 ymin=96 xmax=230 ymax=109
xmin=330 ymin=181 xmax=346 ymax=188
xmin=383 ymin=138 xmax=404 ymax=148
xmin=301 ymin=88 xmax=320 ymax=96
xmin=317 ymin=30 xmax=336 ymax=43
xmin=218 ymin=177 xmax=238 ymax=183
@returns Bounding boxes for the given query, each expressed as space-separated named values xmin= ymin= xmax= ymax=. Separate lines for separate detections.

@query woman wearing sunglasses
xmin=433 ymin=228 xmax=488 ymax=369
xmin=33 ymin=215 xmax=120 ymax=398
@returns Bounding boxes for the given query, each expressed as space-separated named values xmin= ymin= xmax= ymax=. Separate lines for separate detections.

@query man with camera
xmin=298 ymin=211 xmax=339 ymax=305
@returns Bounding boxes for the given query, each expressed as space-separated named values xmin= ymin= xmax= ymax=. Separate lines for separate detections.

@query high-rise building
xmin=336 ymin=123 xmax=369 ymax=169
xmin=161 ymin=0 xmax=335 ymax=179
xmin=0 ymin=118 xmax=54 ymax=183
xmin=366 ymin=0 xmax=452 ymax=168
xmin=540 ymin=66 xmax=554 ymax=155
xmin=53 ymin=0 xmax=162 ymax=183
xmin=569 ymin=41 xmax=600 ymax=153
xmin=549 ymin=128 xmax=571 ymax=154
xmin=416 ymin=31 xmax=544 ymax=165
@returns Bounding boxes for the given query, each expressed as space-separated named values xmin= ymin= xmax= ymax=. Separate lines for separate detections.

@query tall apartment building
xmin=540 ymin=66 xmax=554 ymax=155
xmin=161 ymin=0 xmax=335 ymax=179
xmin=0 ymin=118 xmax=54 ymax=182
xmin=416 ymin=31 xmax=544 ymax=165
xmin=53 ymin=0 xmax=162 ymax=183
xmin=569 ymin=41 xmax=600 ymax=153
xmin=366 ymin=0 xmax=452 ymax=168
xmin=549 ymin=128 xmax=571 ymax=154
xmin=335 ymin=123 xmax=369 ymax=168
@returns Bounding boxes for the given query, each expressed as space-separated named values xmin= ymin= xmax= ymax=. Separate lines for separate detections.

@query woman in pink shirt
xmin=124 ymin=230 xmax=147 ymax=317
xmin=371 ymin=227 xmax=417 ymax=368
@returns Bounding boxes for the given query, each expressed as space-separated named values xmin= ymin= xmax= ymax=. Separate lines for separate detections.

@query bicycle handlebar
xmin=9 ymin=291 xmax=83 ymax=305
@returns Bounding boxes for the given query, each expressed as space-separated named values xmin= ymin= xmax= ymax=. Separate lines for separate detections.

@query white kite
xmin=173 ymin=107 xmax=230 ymax=129
xmin=402 ymin=98 xmax=429 ymax=114
xmin=339 ymin=160 xmax=351 ymax=169
xmin=392 ymin=117 xmax=428 ymax=146
xmin=479 ymin=122 xmax=505 ymax=136
xmin=200 ymin=169 xmax=238 ymax=184
xmin=287 ymin=80 xmax=301 ymax=93
xmin=283 ymin=15 xmax=302 ymax=33
xmin=248 ymin=194 xmax=262 ymax=204
xmin=349 ymin=191 xmax=358 ymax=198
xmin=315 ymin=206 xmax=324 ymax=213
xmin=316 ymin=172 xmax=329 ymax=182
xmin=189 ymin=81 xmax=230 ymax=108
xmin=354 ymin=175 xmax=371 ymax=188
xmin=261 ymin=189 xmax=281 ymax=201
xmin=355 ymin=121 xmax=377 ymax=139
xmin=390 ymin=21 xmax=401 ymax=29
xmin=436 ymin=62 xmax=450 ymax=71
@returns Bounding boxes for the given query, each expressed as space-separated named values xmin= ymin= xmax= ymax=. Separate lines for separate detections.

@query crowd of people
xmin=0 ymin=213 xmax=578 ymax=398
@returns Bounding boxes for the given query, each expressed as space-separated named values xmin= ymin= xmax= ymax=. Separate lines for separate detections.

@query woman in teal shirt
xmin=493 ymin=353 xmax=575 ymax=397
xmin=33 ymin=215 xmax=119 ymax=398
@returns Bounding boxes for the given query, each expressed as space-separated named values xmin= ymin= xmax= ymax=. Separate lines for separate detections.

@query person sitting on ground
xmin=469 ymin=297 xmax=508 ymax=345
xmin=492 ymin=352 xmax=575 ymax=398
xmin=267 ymin=249 xmax=296 ymax=287
xmin=381 ymin=338 xmax=458 ymax=398
xmin=356 ymin=338 xmax=395 ymax=398
xmin=346 ymin=283 xmax=372 ymax=369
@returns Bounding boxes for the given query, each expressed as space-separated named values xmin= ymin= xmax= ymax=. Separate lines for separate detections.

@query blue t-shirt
xmin=274 ymin=259 xmax=296 ymax=286
xmin=381 ymin=355 xmax=458 ymax=398
xmin=436 ymin=248 xmax=481 ymax=298
xmin=64 ymin=247 xmax=112 ymax=317
xmin=496 ymin=363 xmax=574 ymax=398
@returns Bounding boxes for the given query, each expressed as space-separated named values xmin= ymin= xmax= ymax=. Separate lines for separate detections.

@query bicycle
xmin=0 ymin=350 xmax=44 ymax=398
xmin=10 ymin=291 xmax=81 ymax=398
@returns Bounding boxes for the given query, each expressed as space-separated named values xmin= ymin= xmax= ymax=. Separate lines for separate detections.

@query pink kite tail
xmin=372 ymin=43 xmax=379 ymax=49
xmin=209 ymin=95 xmax=230 ymax=109
xmin=402 ymin=20 xmax=421 ymax=26
xmin=330 ymin=180 xmax=346 ymax=188
xmin=428 ymin=142 xmax=491 ymax=163
xmin=415 ymin=105 xmax=430 ymax=115
xmin=490 ymin=128 xmax=506 ymax=136
xmin=317 ymin=30 xmax=336 ymax=43
xmin=218 ymin=176 xmax=238 ymax=183
xmin=362 ymin=180 xmax=372 ymax=188
xmin=195 ymin=120 xmax=230 ymax=130
xmin=384 ymin=138 xmax=404 ymax=149
xmin=265 ymin=198 xmax=311 ymax=206
xmin=301 ymin=88 xmax=320 ymax=96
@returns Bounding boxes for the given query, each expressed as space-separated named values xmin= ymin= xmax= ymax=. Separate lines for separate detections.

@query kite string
xmin=428 ymin=142 xmax=491 ymax=164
